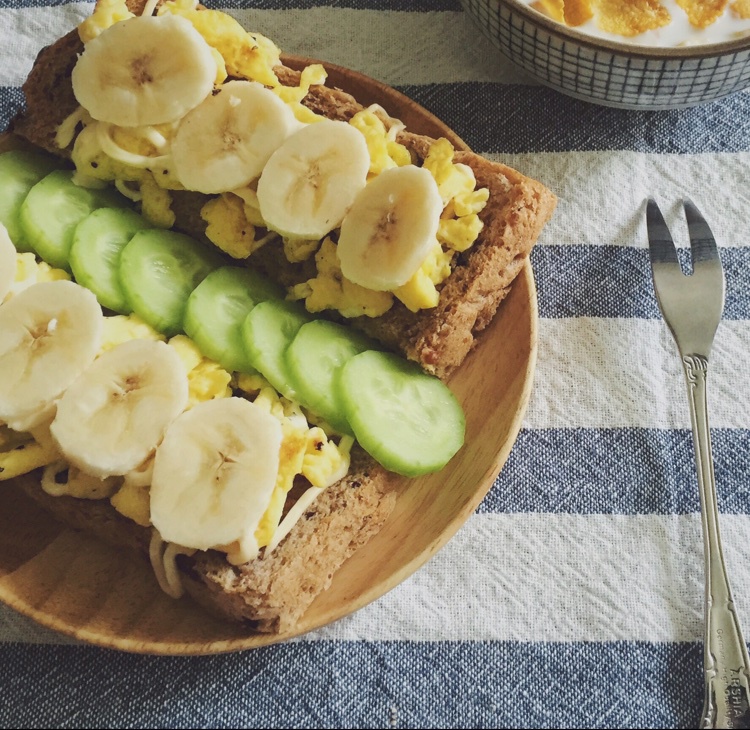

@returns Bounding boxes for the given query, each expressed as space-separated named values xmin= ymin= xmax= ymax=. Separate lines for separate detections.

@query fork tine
xmin=646 ymin=198 xmax=679 ymax=266
xmin=683 ymin=198 xmax=719 ymax=266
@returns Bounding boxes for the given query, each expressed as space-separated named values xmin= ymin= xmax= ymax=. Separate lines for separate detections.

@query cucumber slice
xmin=119 ymin=229 xmax=223 ymax=337
xmin=286 ymin=319 xmax=376 ymax=433
xmin=338 ymin=350 xmax=465 ymax=476
xmin=241 ymin=299 xmax=312 ymax=399
xmin=0 ymin=150 xmax=60 ymax=252
xmin=69 ymin=208 xmax=152 ymax=313
xmin=19 ymin=169 xmax=127 ymax=271
xmin=184 ymin=266 xmax=283 ymax=374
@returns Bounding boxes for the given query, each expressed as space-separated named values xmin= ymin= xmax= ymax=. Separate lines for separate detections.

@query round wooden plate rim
xmin=0 ymin=58 xmax=538 ymax=654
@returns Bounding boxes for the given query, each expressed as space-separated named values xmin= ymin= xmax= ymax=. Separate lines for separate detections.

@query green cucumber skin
xmin=241 ymin=299 xmax=312 ymax=400
xmin=119 ymin=229 xmax=223 ymax=337
xmin=69 ymin=208 xmax=152 ymax=314
xmin=338 ymin=350 xmax=466 ymax=477
xmin=0 ymin=150 xmax=60 ymax=252
xmin=286 ymin=320 xmax=376 ymax=434
xmin=19 ymin=169 xmax=127 ymax=271
xmin=183 ymin=266 xmax=283 ymax=374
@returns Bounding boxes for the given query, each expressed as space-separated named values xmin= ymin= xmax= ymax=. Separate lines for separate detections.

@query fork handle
xmin=683 ymin=354 xmax=750 ymax=729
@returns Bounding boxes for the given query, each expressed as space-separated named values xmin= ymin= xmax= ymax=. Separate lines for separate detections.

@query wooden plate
xmin=0 ymin=58 xmax=538 ymax=654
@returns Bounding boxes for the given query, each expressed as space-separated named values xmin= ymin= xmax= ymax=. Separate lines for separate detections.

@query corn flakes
xmin=529 ymin=0 xmax=746 ymax=37
xmin=676 ymin=0 xmax=728 ymax=28
xmin=595 ymin=0 xmax=671 ymax=36
xmin=564 ymin=0 xmax=595 ymax=26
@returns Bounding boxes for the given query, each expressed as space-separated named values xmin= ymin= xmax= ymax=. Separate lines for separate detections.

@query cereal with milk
xmin=525 ymin=0 xmax=750 ymax=47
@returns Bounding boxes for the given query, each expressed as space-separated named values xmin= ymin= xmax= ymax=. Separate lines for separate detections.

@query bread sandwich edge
xmin=15 ymin=444 xmax=401 ymax=633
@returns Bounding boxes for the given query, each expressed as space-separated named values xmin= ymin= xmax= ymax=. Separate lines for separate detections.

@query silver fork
xmin=647 ymin=198 xmax=750 ymax=729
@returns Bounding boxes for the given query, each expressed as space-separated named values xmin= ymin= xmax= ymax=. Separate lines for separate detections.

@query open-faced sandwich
xmin=0 ymin=0 xmax=556 ymax=633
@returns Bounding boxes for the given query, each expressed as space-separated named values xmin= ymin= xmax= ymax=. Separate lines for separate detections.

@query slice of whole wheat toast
xmin=18 ymin=445 xmax=400 ymax=633
xmin=5 ymin=2 xmax=555 ymax=632
xmin=10 ymin=5 xmax=556 ymax=380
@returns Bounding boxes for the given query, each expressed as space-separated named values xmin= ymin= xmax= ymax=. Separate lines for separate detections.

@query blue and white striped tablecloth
xmin=3 ymin=2 xmax=750 ymax=728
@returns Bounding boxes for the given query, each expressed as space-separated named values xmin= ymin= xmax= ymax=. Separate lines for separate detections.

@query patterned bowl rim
xmin=492 ymin=0 xmax=750 ymax=59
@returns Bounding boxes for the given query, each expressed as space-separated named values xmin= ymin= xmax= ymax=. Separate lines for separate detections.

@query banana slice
xmin=0 ymin=427 xmax=59 ymax=482
xmin=172 ymin=80 xmax=300 ymax=194
xmin=50 ymin=339 xmax=189 ymax=478
xmin=71 ymin=14 xmax=216 ymax=127
xmin=150 ymin=397 xmax=282 ymax=555
xmin=337 ymin=165 xmax=444 ymax=291
xmin=0 ymin=280 xmax=102 ymax=431
xmin=256 ymin=119 xmax=370 ymax=239
xmin=0 ymin=223 xmax=16 ymax=303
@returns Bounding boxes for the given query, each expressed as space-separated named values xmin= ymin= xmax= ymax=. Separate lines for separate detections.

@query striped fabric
xmin=2 ymin=1 xmax=749 ymax=728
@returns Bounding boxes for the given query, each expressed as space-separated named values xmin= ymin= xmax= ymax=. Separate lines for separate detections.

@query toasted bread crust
xmin=10 ymin=28 xmax=82 ymax=156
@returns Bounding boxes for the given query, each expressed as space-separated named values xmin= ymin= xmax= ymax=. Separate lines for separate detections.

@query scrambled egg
xmin=290 ymin=237 xmax=394 ymax=318
xmin=249 ymin=386 xmax=352 ymax=550
xmin=282 ymin=236 xmax=320 ymax=263
xmin=159 ymin=0 xmax=280 ymax=87
xmin=167 ymin=334 xmax=233 ymax=408
xmin=78 ymin=0 xmax=135 ymax=43
xmin=0 ymin=425 xmax=59 ymax=482
xmin=139 ymin=177 xmax=176 ymax=228
xmin=5 ymin=253 xmax=70 ymax=301
xmin=302 ymin=428 xmax=353 ymax=488
xmin=433 ymin=148 xmax=489 ymax=255
xmin=438 ymin=213 xmax=485 ymax=253
xmin=100 ymin=313 xmax=164 ymax=351
xmin=273 ymin=64 xmax=329 ymax=124
xmin=349 ymin=109 xmax=411 ymax=176
xmin=110 ymin=462 xmax=152 ymax=527
xmin=393 ymin=243 xmax=454 ymax=313
xmin=200 ymin=193 xmax=275 ymax=259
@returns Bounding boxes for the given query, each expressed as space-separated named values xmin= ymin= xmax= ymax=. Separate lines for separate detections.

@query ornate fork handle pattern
xmin=683 ymin=353 xmax=750 ymax=729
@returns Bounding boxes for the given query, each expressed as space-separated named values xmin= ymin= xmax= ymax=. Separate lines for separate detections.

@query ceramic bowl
xmin=460 ymin=0 xmax=750 ymax=110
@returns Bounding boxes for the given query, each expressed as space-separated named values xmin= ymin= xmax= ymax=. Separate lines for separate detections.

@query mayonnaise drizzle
xmin=114 ymin=179 xmax=143 ymax=202
xmin=149 ymin=530 xmax=196 ymax=599
xmin=265 ymin=486 xmax=324 ymax=555
xmin=55 ymin=107 xmax=86 ymax=149
xmin=141 ymin=0 xmax=160 ymax=18
xmin=96 ymin=123 xmax=171 ymax=169
xmin=365 ymin=103 xmax=406 ymax=141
